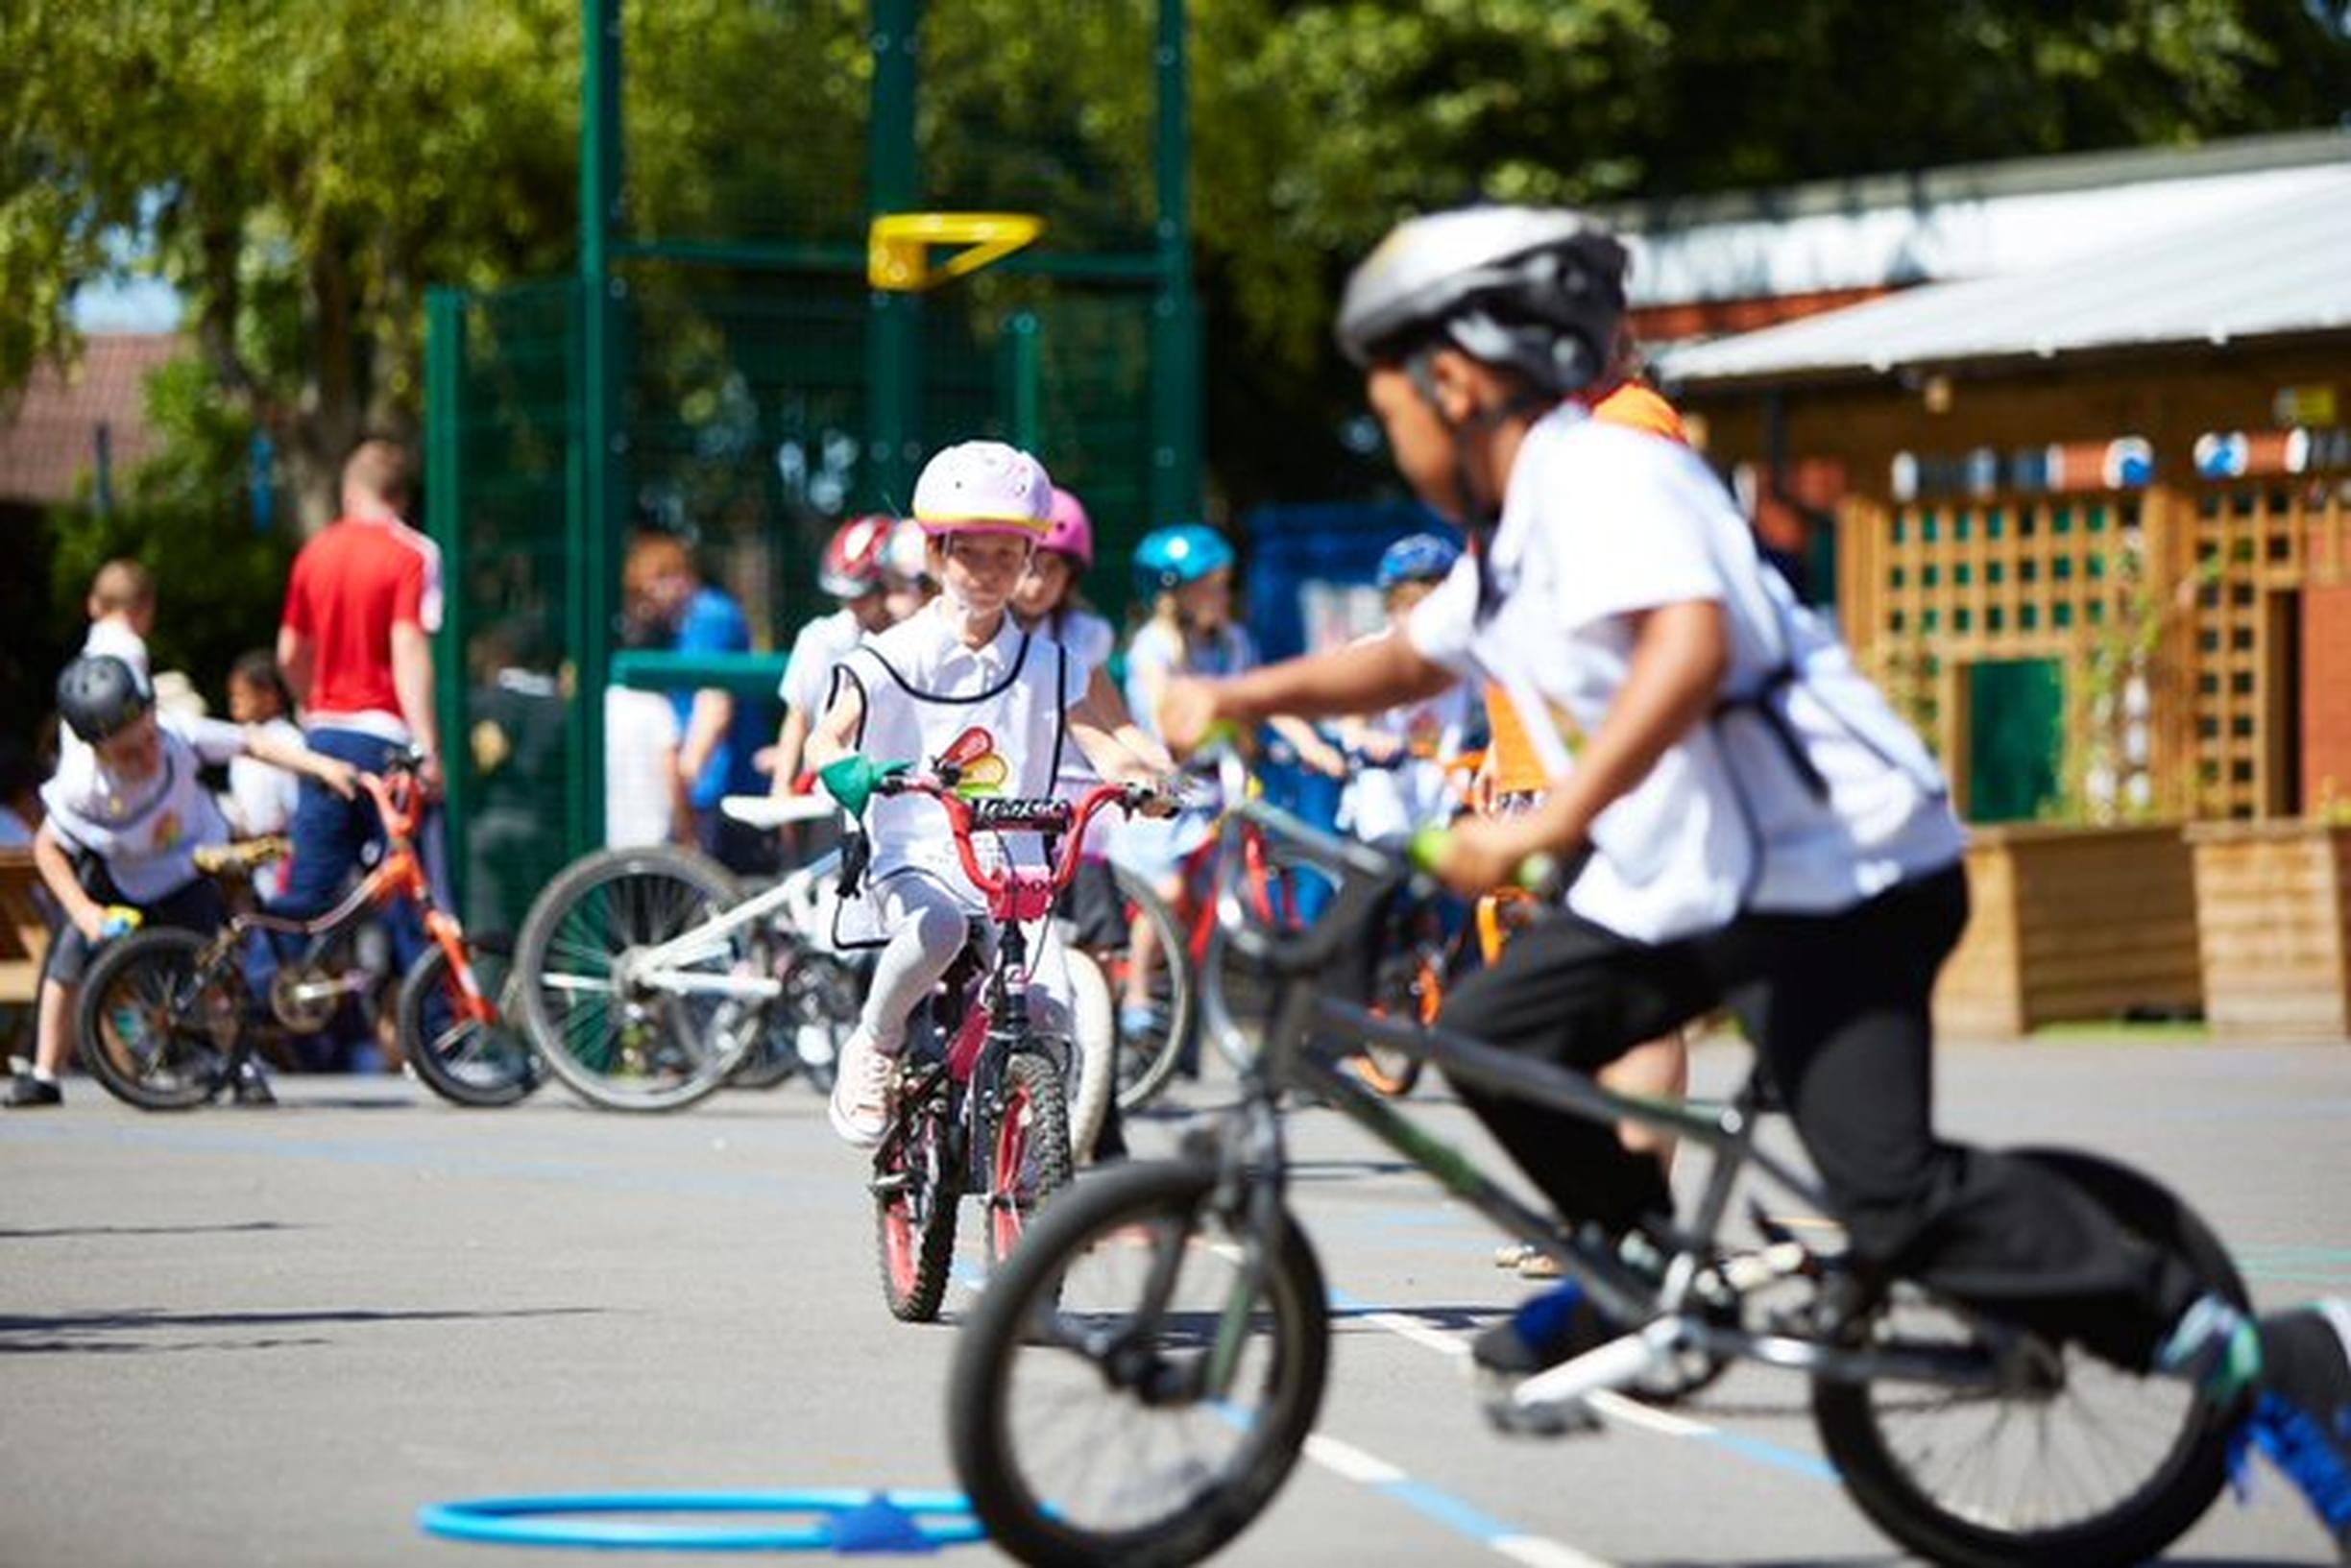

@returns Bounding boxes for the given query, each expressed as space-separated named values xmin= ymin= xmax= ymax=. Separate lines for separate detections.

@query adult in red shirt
xmin=271 ymin=439 xmax=444 ymax=973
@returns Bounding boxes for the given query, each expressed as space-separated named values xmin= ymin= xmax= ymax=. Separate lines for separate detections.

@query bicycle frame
xmin=1191 ymin=801 xmax=2009 ymax=1411
xmin=212 ymin=761 xmax=491 ymax=1030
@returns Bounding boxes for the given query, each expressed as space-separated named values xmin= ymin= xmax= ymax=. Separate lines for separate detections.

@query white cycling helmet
xmin=1336 ymin=205 xmax=1627 ymax=398
xmin=910 ymin=440 xmax=1054 ymax=540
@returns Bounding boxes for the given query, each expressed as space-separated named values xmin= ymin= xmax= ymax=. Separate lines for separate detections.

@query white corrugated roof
xmin=1652 ymin=170 xmax=2351 ymax=387
xmin=1614 ymin=130 xmax=2351 ymax=306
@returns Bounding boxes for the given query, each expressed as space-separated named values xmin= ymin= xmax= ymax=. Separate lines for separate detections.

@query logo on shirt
xmin=937 ymin=725 xmax=1010 ymax=797
xmin=151 ymin=809 xmax=185 ymax=853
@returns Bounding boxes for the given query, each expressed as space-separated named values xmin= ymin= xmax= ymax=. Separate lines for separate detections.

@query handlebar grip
xmin=1407 ymin=827 xmax=1562 ymax=896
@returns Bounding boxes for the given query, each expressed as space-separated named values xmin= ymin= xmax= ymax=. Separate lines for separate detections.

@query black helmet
xmin=57 ymin=655 xmax=154 ymax=743
xmin=1336 ymin=205 xmax=1628 ymax=398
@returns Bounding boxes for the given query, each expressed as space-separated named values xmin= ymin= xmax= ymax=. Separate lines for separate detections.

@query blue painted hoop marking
xmin=418 ymin=1489 xmax=984 ymax=1553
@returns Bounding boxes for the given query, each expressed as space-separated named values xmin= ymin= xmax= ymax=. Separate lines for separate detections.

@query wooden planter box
xmin=2188 ymin=821 xmax=2351 ymax=1038
xmin=1934 ymin=824 xmax=2202 ymax=1038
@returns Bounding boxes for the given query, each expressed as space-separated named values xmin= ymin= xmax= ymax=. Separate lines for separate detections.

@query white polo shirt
xmin=41 ymin=715 xmax=242 ymax=903
xmin=1407 ymin=404 xmax=1964 ymax=943
xmin=780 ymin=608 xmax=869 ymax=718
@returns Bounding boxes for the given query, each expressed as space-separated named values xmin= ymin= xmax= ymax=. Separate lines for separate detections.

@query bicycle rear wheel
xmin=513 ymin=846 xmax=755 ymax=1111
xmin=1813 ymin=1148 xmax=2248 ymax=1568
xmin=985 ymin=1050 xmax=1073 ymax=1267
xmin=875 ymin=1077 xmax=960 ymax=1323
xmin=1104 ymin=864 xmax=1193 ymax=1111
xmin=1353 ymin=940 xmax=1440 ymax=1098
xmin=74 ymin=928 xmax=236 ymax=1110
xmin=948 ymin=1159 xmax=1328 ymax=1568
xmin=399 ymin=939 xmax=541 ymax=1107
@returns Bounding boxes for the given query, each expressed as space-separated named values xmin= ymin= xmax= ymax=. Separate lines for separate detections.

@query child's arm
xmin=1268 ymin=714 xmax=1348 ymax=777
xmin=242 ymin=726 xmax=359 ymax=800
xmin=768 ymin=706 xmax=814 ymax=797
xmin=33 ymin=821 xmax=109 ymax=943
xmin=804 ymin=679 xmax=865 ymax=773
xmin=1073 ymin=666 xmax=1175 ymax=775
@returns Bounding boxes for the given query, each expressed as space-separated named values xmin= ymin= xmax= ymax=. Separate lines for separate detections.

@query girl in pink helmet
xmin=806 ymin=442 xmax=1176 ymax=1147
xmin=768 ymin=516 xmax=900 ymax=798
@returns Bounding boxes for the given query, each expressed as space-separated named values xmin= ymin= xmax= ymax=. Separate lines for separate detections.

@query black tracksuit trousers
xmin=1435 ymin=863 xmax=2203 ymax=1365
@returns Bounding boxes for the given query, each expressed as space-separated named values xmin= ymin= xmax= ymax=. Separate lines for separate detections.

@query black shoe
xmin=2242 ymin=1302 xmax=2351 ymax=1559
xmin=4 ymin=1073 xmax=62 ymax=1107
xmin=230 ymin=1066 xmax=277 ymax=1107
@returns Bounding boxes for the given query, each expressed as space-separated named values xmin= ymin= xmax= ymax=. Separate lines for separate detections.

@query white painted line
xmin=1302 ymin=1433 xmax=1406 ymax=1484
xmin=1587 ymin=1390 xmax=1709 ymax=1437
xmin=1359 ymin=1308 xmax=1473 ymax=1358
xmin=1491 ymin=1532 xmax=1620 ymax=1568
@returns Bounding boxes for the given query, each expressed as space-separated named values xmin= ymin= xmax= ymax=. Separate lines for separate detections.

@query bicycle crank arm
xmin=1509 ymin=1316 xmax=1688 ymax=1412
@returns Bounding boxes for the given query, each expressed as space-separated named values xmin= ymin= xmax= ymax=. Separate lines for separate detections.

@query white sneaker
xmin=829 ymin=1029 xmax=895 ymax=1147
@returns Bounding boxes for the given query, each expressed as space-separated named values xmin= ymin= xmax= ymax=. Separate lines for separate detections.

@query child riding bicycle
xmin=809 ymin=442 xmax=1175 ymax=1148
xmin=1162 ymin=203 xmax=2351 ymax=1555
xmin=1331 ymin=532 xmax=1476 ymax=850
xmin=12 ymin=655 xmax=355 ymax=1108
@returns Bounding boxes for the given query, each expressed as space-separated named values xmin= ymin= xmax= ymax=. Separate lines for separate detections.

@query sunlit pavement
xmin=3 ymin=1033 xmax=2346 ymax=1566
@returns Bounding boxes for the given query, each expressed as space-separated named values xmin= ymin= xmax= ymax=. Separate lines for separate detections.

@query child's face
xmin=846 ymin=587 xmax=893 ymax=634
xmin=93 ymin=712 xmax=163 ymax=782
xmin=1367 ymin=364 xmax=1464 ymax=520
xmin=935 ymin=534 xmax=1032 ymax=616
xmin=227 ymin=674 xmax=276 ymax=724
xmin=1012 ymin=549 xmax=1075 ymax=621
xmin=1174 ymin=567 xmax=1231 ymax=630
xmin=882 ymin=573 xmax=933 ymax=624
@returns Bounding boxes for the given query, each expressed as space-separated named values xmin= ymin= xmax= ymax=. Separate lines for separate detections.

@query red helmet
xmin=818 ymin=515 xmax=892 ymax=598
xmin=1040 ymin=487 xmax=1094 ymax=568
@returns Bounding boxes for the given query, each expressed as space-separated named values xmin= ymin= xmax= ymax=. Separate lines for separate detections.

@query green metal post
xmin=424 ymin=287 xmax=472 ymax=918
xmin=1148 ymin=0 xmax=1200 ymax=530
xmin=1003 ymin=310 xmax=1042 ymax=450
xmin=866 ymin=0 xmax=922 ymax=511
xmin=574 ymin=0 xmax=624 ymax=856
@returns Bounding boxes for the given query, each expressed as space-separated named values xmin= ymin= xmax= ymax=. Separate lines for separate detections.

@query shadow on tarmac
xmin=0 ymin=1304 xmax=602 ymax=1356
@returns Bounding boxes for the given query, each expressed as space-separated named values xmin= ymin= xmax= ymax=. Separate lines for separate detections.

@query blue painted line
xmin=1702 ymin=1429 xmax=1840 ymax=1484
xmin=1372 ymin=1478 xmax=1525 ymax=1543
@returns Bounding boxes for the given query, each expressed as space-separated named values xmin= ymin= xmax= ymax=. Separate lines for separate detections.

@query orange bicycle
xmin=73 ymin=752 xmax=534 ymax=1109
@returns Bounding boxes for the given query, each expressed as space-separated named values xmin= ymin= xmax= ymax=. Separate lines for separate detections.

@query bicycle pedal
xmin=1479 ymin=1387 xmax=1603 ymax=1439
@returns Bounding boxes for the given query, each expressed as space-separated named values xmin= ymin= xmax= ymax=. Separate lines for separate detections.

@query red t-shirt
xmin=281 ymin=516 xmax=444 ymax=726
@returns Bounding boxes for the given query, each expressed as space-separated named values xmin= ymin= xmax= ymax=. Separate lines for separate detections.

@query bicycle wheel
xmin=1813 ymin=1148 xmax=2249 ymax=1568
xmin=875 ymin=1076 xmax=960 ymax=1323
xmin=514 ymin=845 xmax=756 ymax=1112
xmin=74 ymin=928 xmax=237 ymax=1111
xmin=1353 ymin=939 xmax=1440 ymax=1098
xmin=985 ymin=1050 xmax=1073 ymax=1266
xmin=1105 ymin=863 xmax=1193 ymax=1111
xmin=1061 ymin=948 xmax=1115 ymax=1164
xmin=398 ymin=939 xmax=541 ymax=1107
xmin=948 ymin=1159 xmax=1329 ymax=1568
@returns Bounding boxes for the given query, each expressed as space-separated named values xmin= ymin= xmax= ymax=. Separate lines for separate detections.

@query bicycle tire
xmin=986 ymin=1051 xmax=1074 ymax=1266
xmin=1061 ymin=948 xmax=1115 ymax=1164
xmin=1812 ymin=1147 xmax=2248 ymax=1568
xmin=1352 ymin=943 xmax=1439 ymax=1098
xmin=948 ymin=1159 xmax=1329 ymax=1568
xmin=1107 ymin=863 xmax=1193 ymax=1111
xmin=876 ymin=1080 xmax=960 ymax=1323
xmin=399 ymin=940 xmax=541 ymax=1108
xmin=73 ymin=927 xmax=235 ymax=1111
xmin=513 ymin=845 xmax=755 ymax=1112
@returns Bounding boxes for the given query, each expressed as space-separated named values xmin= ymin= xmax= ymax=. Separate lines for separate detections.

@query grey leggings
xmin=856 ymin=871 xmax=1073 ymax=1052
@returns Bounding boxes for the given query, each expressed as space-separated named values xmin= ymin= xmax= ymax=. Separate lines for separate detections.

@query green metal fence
xmin=425 ymin=0 xmax=1198 ymax=934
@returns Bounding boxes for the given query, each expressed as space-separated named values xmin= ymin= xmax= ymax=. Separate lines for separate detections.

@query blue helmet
xmin=1375 ymin=532 xmax=1461 ymax=591
xmin=1133 ymin=524 xmax=1235 ymax=599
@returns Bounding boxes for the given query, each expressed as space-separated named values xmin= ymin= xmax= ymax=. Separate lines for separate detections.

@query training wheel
xmin=418 ymin=1488 xmax=983 ymax=1554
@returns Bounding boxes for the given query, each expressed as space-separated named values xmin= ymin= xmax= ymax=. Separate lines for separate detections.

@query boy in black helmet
xmin=1165 ymin=204 xmax=2351 ymax=1557
xmin=9 ymin=656 xmax=354 ymax=1108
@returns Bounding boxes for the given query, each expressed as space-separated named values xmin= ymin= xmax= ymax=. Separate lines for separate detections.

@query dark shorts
xmin=1060 ymin=857 xmax=1127 ymax=952
xmin=42 ymin=863 xmax=227 ymax=986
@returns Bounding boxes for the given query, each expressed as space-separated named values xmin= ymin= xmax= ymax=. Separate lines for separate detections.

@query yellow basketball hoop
xmin=867 ymin=212 xmax=1046 ymax=293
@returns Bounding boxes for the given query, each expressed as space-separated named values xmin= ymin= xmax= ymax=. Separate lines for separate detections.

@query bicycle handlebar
xmin=873 ymin=775 xmax=1162 ymax=905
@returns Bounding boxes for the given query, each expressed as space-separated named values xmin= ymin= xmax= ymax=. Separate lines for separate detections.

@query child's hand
xmin=1137 ymin=777 xmax=1185 ymax=819
xmin=79 ymin=905 xmax=143 ymax=944
xmin=1355 ymin=732 xmax=1405 ymax=765
xmin=1157 ymin=677 xmax=1223 ymax=759
xmin=1298 ymin=736 xmax=1349 ymax=779
xmin=316 ymin=758 xmax=360 ymax=800
xmin=1410 ymin=820 xmax=1559 ymax=900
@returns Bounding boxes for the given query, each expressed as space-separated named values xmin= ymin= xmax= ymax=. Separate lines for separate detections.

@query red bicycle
xmin=73 ymin=752 xmax=534 ymax=1110
xmin=868 ymin=769 xmax=1159 ymax=1322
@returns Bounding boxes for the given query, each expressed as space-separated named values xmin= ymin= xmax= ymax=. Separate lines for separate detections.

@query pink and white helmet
xmin=881 ymin=518 xmax=933 ymax=583
xmin=910 ymin=441 xmax=1054 ymax=540
xmin=1039 ymin=487 xmax=1094 ymax=568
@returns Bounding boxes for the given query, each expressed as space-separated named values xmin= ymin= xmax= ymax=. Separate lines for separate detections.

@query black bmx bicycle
xmin=946 ymin=800 xmax=2247 ymax=1568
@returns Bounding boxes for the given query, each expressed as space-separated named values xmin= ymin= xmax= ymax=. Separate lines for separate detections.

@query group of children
xmin=7 ymin=562 xmax=357 ymax=1107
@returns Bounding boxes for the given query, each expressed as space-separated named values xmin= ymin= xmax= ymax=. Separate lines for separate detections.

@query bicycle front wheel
xmin=513 ymin=846 xmax=754 ymax=1111
xmin=1106 ymin=863 xmax=1193 ymax=1111
xmin=1813 ymin=1148 xmax=2248 ymax=1568
xmin=399 ymin=940 xmax=541 ymax=1107
xmin=74 ymin=928 xmax=237 ymax=1110
xmin=875 ymin=1078 xmax=959 ymax=1323
xmin=948 ymin=1159 xmax=1329 ymax=1568
xmin=985 ymin=1050 xmax=1073 ymax=1266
